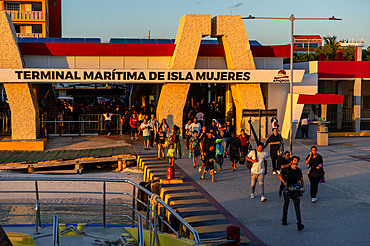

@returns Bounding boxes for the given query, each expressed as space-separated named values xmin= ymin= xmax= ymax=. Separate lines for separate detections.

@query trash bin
xmin=317 ymin=126 xmax=328 ymax=146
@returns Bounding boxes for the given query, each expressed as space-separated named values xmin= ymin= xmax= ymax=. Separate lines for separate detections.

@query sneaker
xmin=297 ymin=224 xmax=305 ymax=231
xmin=272 ymin=171 xmax=277 ymax=175
xmin=261 ymin=196 xmax=267 ymax=202
xmin=250 ymin=193 xmax=255 ymax=199
xmin=311 ymin=198 xmax=317 ymax=203
xmin=107 ymin=132 xmax=111 ymax=136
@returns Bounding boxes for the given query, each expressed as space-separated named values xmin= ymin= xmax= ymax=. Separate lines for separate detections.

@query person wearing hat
xmin=215 ymin=138 xmax=224 ymax=170
xmin=278 ymin=156 xmax=305 ymax=231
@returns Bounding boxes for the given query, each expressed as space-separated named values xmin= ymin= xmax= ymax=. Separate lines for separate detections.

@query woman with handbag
xmin=305 ymin=146 xmax=325 ymax=203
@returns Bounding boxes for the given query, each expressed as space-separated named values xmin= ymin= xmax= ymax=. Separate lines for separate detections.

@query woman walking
xmin=155 ymin=127 xmax=166 ymax=159
xmin=170 ymin=125 xmax=183 ymax=159
xmin=305 ymin=146 xmax=325 ymax=203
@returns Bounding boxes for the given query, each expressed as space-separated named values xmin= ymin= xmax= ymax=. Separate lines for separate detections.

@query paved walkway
xmin=8 ymin=135 xmax=369 ymax=245
xmin=174 ymin=137 xmax=370 ymax=246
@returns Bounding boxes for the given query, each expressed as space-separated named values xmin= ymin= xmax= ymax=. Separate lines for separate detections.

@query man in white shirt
xmin=246 ymin=142 xmax=269 ymax=202
xmin=300 ymin=115 xmax=309 ymax=139
xmin=103 ymin=111 xmax=114 ymax=136
xmin=189 ymin=117 xmax=201 ymax=137
xmin=140 ymin=118 xmax=151 ymax=150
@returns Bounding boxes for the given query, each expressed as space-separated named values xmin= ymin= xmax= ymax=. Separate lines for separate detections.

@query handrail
xmin=52 ymin=215 xmax=59 ymax=246
xmin=0 ymin=177 xmax=201 ymax=244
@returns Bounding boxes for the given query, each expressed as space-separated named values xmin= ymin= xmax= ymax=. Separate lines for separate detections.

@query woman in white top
xmin=103 ymin=111 xmax=114 ymax=136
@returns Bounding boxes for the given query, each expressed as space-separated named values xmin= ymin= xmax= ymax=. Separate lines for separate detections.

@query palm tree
xmin=323 ymin=35 xmax=338 ymax=46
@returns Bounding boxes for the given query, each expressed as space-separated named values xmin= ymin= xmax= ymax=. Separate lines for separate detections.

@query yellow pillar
xmin=211 ymin=15 xmax=265 ymax=136
xmin=0 ymin=11 xmax=40 ymax=139
xmin=157 ymin=14 xmax=211 ymax=131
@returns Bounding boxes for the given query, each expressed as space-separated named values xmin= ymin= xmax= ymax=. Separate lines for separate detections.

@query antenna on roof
xmin=148 ymin=30 xmax=151 ymax=39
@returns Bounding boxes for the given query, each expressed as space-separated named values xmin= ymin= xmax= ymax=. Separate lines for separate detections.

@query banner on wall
xmin=0 ymin=69 xmax=305 ymax=83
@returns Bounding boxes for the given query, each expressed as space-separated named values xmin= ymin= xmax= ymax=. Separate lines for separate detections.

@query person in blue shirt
xmin=215 ymin=139 xmax=224 ymax=170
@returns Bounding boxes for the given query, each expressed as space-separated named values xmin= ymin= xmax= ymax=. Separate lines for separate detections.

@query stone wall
xmin=157 ymin=14 xmax=211 ymax=131
xmin=0 ymin=11 xmax=39 ymax=139
xmin=211 ymin=15 xmax=266 ymax=137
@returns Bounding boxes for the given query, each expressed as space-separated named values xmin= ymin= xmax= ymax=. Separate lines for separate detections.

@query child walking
xmin=167 ymin=144 xmax=175 ymax=166
xmin=215 ymin=139 xmax=224 ymax=170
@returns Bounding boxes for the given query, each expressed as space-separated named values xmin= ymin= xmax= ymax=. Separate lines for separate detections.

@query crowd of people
xmin=113 ymin=108 xmax=324 ymax=232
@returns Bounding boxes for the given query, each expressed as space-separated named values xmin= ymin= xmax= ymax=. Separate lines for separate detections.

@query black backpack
xmin=246 ymin=149 xmax=257 ymax=169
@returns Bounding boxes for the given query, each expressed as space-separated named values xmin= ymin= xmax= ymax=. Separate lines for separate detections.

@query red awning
xmin=297 ymin=94 xmax=344 ymax=105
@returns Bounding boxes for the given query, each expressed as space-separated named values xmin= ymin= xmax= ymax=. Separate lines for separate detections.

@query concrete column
xmin=157 ymin=14 xmax=211 ymax=131
xmin=211 ymin=15 xmax=265 ymax=134
xmin=336 ymin=81 xmax=342 ymax=130
xmin=225 ymin=83 xmax=233 ymax=120
xmin=0 ymin=11 xmax=40 ymax=140
xmin=354 ymin=78 xmax=362 ymax=132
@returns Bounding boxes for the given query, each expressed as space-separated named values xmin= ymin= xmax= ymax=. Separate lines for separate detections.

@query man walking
xmin=246 ymin=142 xmax=269 ymax=202
xmin=225 ymin=132 xmax=243 ymax=171
xmin=264 ymin=128 xmax=283 ymax=174
xmin=278 ymin=156 xmax=305 ymax=231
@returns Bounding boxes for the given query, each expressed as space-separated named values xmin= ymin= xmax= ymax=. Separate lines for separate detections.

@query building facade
xmin=294 ymin=35 xmax=322 ymax=54
xmin=0 ymin=0 xmax=61 ymax=37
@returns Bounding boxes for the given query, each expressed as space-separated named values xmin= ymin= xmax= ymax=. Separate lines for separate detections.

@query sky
xmin=62 ymin=0 xmax=370 ymax=47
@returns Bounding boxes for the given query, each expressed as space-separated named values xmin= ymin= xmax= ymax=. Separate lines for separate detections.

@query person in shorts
xmin=155 ymin=127 xmax=166 ymax=159
xmin=189 ymin=130 xmax=201 ymax=168
xmin=140 ymin=118 xmax=151 ymax=150
xmin=130 ymin=113 xmax=139 ymax=140
xmin=225 ymin=132 xmax=243 ymax=171
xmin=201 ymin=145 xmax=217 ymax=182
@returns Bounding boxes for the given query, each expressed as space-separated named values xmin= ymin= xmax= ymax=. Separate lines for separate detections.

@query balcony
xmin=6 ymin=10 xmax=44 ymax=21
xmin=17 ymin=33 xmax=43 ymax=38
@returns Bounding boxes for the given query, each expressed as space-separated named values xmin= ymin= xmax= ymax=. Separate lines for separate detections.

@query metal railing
xmin=0 ymin=177 xmax=201 ymax=244
xmin=40 ymin=114 xmax=122 ymax=136
xmin=5 ymin=10 xmax=44 ymax=20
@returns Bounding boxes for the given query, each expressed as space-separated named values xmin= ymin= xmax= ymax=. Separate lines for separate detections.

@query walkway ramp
xmin=137 ymin=152 xmax=252 ymax=244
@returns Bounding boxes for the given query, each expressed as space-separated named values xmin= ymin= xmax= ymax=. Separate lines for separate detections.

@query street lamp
xmin=243 ymin=14 xmax=341 ymax=154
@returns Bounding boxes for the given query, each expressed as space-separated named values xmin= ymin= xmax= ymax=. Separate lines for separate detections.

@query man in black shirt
xmin=278 ymin=156 xmax=305 ymax=231
xmin=277 ymin=151 xmax=292 ymax=196
xmin=225 ymin=132 xmax=243 ymax=171
xmin=264 ymin=128 xmax=283 ymax=175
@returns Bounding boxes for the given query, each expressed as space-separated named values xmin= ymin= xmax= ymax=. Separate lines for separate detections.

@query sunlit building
xmin=0 ymin=0 xmax=61 ymax=37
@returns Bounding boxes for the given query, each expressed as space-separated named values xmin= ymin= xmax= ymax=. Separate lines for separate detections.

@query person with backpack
xmin=278 ymin=156 xmax=305 ymax=231
xmin=246 ymin=142 xmax=269 ymax=202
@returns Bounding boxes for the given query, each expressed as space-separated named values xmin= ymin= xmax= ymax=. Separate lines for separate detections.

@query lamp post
xmin=242 ymin=14 xmax=341 ymax=153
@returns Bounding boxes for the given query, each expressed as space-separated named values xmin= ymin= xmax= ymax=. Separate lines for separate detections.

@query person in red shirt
xmin=130 ymin=113 xmax=139 ymax=140
xmin=239 ymin=129 xmax=251 ymax=160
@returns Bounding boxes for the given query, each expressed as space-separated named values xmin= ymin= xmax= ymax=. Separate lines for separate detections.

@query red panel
xmin=317 ymin=61 xmax=370 ymax=78
xmin=293 ymin=35 xmax=322 ymax=40
xmin=19 ymin=43 xmax=293 ymax=58
xmin=297 ymin=94 xmax=344 ymax=105
xmin=19 ymin=43 xmax=176 ymax=56
xmin=251 ymin=45 xmax=295 ymax=58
